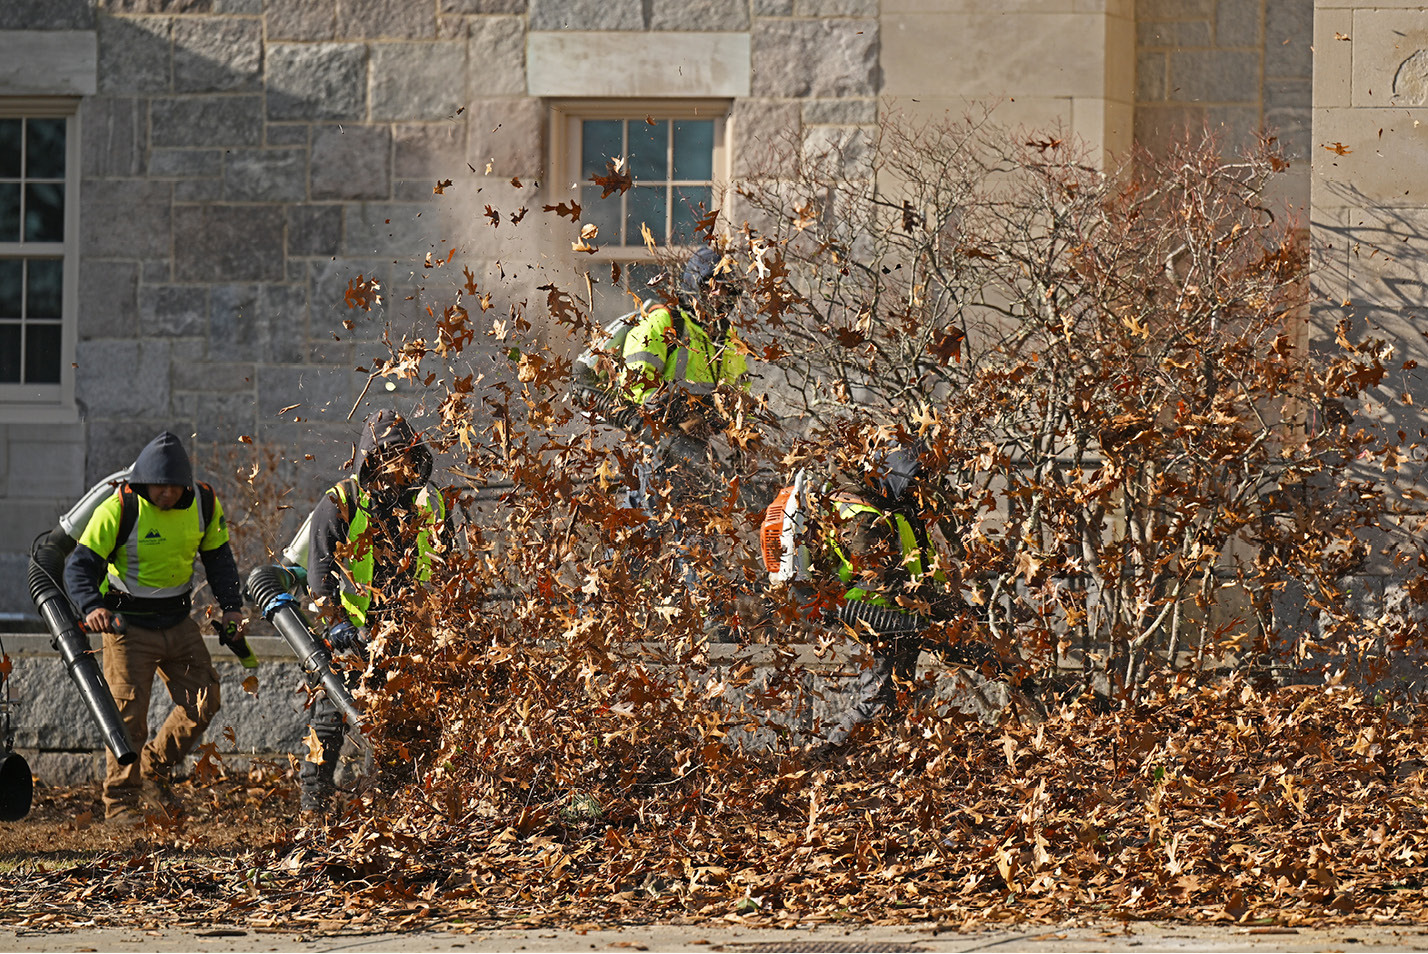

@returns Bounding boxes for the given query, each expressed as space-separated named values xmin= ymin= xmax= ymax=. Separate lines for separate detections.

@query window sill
xmin=0 ymin=403 xmax=81 ymax=425
xmin=578 ymin=245 xmax=701 ymax=263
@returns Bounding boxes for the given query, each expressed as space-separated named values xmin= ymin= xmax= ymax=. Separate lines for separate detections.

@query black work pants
xmin=826 ymin=630 xmax=998 ymax=746
xmin=826 ymin=633 xmax=924 ymax=747
xmin=298 ymin=668 xmax=357 ymax=812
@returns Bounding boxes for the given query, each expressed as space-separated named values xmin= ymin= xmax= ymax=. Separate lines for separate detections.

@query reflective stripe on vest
xmin=108 ymin=484 xmax=210 ymax=599
xmin=829 ymin=497 xmax=941 ymax=610
xmin=621 ymin=306 xmax=746 ymax=403
xmin=333 ymin=481 xmax=446 ymax=626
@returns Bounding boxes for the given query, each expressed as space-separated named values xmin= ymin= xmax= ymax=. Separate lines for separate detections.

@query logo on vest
xmin=143 ymin=530 xmax=162 ymax=540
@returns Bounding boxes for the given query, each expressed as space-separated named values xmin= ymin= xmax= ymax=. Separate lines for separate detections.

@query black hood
xmin=354 ymin=410 xmax=432 ymax=490
xmin=868 ymin=443 xmax=923 ymax=506
xmin=129 ymin=431 xmax=194 ymax=487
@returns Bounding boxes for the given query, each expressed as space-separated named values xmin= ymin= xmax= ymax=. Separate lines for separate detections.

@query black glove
xmin=326 ymin=620 xmax=364 ymax=653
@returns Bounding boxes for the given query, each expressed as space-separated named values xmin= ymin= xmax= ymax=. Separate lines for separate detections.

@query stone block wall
xmin=76 ymin=0 xmax=490 ymax=489
xmin=0 ymin=0 xmax=898 ymax=616
xmin=1311 ymin=1 xmax=1428 ymax=502
xmin=879 ymin=0 xmax=1137 ymax=168
xmin=1136 ymin=0 xmax=1313 ymax=207
xmin=0 ymin=0 xmax=1317 ymax=619
xmin=5 ymin=633 xmax=311 ymax=785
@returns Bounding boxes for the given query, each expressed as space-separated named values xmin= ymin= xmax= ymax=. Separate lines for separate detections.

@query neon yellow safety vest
xmin=330 ymin=481 xmax=446 ymax=627
xmin=77 ymin=489 xmax=227 ymax=600
xmin=619 ymin=304 xmax=748 ymax=405
xmin=827 ymin=497 xmax=945 ymax=610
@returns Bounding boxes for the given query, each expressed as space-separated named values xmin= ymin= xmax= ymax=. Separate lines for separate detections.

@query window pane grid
xmin=0 ymin=118 xmax=66 ymax=246
xmin=578 ymin=115 xmax=717 ymax=249
xmin=0 ymin=255 xmax=63 ymax=384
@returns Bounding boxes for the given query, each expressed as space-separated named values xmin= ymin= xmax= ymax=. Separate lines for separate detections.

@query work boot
xmin=104 ymin=803 xmax=142 ymax=825
xmin=299 ymin=781 xmax=334 ymax=819
xmin=142 ymin=774 xmax=182 ymax=813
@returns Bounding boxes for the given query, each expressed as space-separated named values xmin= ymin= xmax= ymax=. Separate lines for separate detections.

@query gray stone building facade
xmin=0 ymin=0 xmax=1319 ymax=617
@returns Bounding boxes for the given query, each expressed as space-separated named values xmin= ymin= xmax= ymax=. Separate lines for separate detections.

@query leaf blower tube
xmin=27 ymin=530 xmax=137 ymax=766
xmin=572 ymin=383 xmax=649 ymax=436
xmin=245 ymin=565 xmax=364 ymax=729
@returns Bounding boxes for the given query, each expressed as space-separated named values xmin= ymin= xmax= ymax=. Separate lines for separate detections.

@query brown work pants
xmin=101 ymin=617 xmax=221 ymax=817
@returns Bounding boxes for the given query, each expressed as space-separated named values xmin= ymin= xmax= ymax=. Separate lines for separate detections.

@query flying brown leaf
xmin=302 ymin=725 xmax=326 ymax=765
xmin=928 ymin=326 xmax=964 ymax=364
xmin=344 ymin=274 xmax=381 ymax=310
xmin=542 ymin=200 xmax=582 ymax=221
xmin=591 ymin=158 xmax=633 ymax=199
xmin=694 ymin=206 xmax=720 ymax=240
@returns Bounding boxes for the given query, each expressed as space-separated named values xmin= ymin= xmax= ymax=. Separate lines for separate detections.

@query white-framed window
xmin=552 ymin=99 xmax=729 ymax=272
xmin=0 ymin=98 xmax=79 ymax=418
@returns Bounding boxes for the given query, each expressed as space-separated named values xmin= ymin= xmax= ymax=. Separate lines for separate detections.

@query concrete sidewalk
xmin=3 ymin=920 xmax=1427 ymax=952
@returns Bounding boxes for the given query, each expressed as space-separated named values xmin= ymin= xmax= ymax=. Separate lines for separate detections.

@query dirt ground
xmin=6 ymin=777 xmax=1428 ymax=952
xmin=0 ymin=763 xmax=300 ymax=860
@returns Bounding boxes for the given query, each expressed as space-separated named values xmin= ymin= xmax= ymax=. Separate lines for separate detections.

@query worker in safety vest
xmin=575 ymin=246 xmax=749 ymax=507
xmin=620 ymin=247 xmax=748 ymax=404
xmin=623 ymin=247 xmax=748 ymax=499
xmin=63 ymin=431 xmax=245 ymax=821
xmin=763 ymin=445 xmax=1010 ymax=753
xmin=301 ymin=410 xmax=447 ymax=814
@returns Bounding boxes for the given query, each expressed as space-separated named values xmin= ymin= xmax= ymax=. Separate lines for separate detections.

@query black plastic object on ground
xmin=0 ymin=632 xmax=32 ymax=821
xmin=0 ymin=750 xmax=31 ymax=821
xmin=246 ymin=565 xmax=365 ymax=729
xmin=27 ymin=531 xmax=138 ymax=766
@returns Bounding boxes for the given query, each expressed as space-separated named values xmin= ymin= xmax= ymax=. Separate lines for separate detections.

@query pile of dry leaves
xmin=4 ymin=679 xmax=1427 ymax=931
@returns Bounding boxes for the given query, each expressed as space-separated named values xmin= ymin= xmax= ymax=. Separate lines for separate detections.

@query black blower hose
xmin=572 ymin=384 xmax=649 ymax=436
xmin=27 ymin=531 xmax=137 ymax=766
xmin=246 ymin=565 xmax=365 ymax=729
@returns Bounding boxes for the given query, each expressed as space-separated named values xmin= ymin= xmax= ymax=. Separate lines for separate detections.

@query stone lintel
xmin=0 ymin=31 xmax=97 ymax=96
xmin=527 ymin=31 xmax=750 ymax=98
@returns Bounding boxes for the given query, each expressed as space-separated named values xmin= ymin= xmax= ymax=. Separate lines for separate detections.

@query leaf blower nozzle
xmin=246 ymin=564 xmax=364 ymax=729
xmin=27 ymin=530 xmax=137 ymax=766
